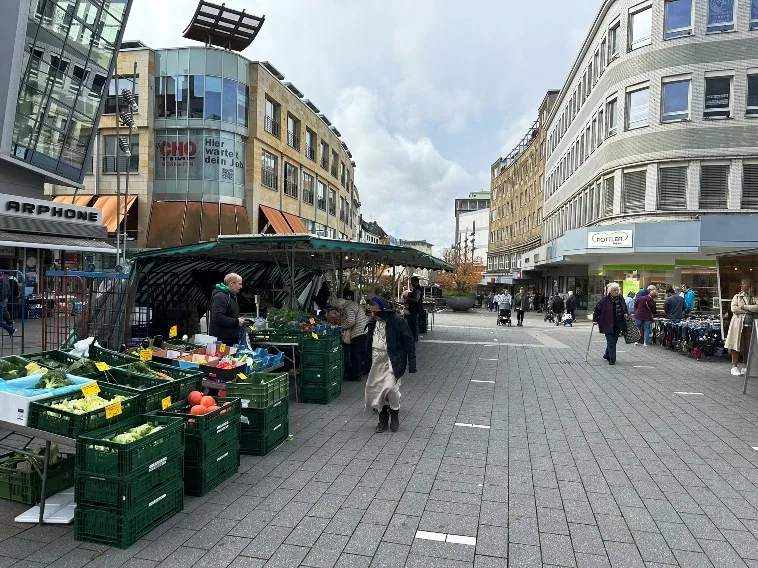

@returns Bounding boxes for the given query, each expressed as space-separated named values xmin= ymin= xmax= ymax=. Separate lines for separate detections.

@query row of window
xmin=547 ymin=0 xmax=758 ymax=158
xmin=152 ymin=75 xmax=249 ymax=128
xmin=543 ymin=162 xmax=758 ymax=242
xmin=261 ymin=149 xmax=355 ymax=225
xmin=264 ymin=96 xmax=351 ymax=189
xmin=486 ymin=252 xmax=523 ymax=273
xmin=546 ymin=72 xmax=758 ymax=199
xmin=489 ymin=208 xmax=543 ymax=244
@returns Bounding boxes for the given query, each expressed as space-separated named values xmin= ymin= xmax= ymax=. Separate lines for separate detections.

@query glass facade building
xmin=11 ymin=0 xmax=131 ymax=183
xmin=153 ymin=47 xmax=249 ymax=199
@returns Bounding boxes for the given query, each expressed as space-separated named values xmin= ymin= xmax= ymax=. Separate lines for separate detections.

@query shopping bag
xmin=624 ymin=323 xmax=641 ymax=344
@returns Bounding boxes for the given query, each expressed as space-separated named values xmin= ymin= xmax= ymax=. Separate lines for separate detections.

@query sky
xmin=124 ymin=0 xmax=600 ymax=254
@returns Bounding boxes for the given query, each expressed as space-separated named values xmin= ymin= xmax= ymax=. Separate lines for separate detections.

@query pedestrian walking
xmin=683 ymin=284 xmax=696 ymax=314
xmin=405 ymin=276 xmax=423 ymax=342
xmin=208 ymin=273 xmax=245 ymax=346
xmin=726 ymin=279 xmax=758 ymax=376
xmin=550 ymin=293 xmax=565 ymax=326
xmin=333 ymin=298 xmax=371 ymax=381
xmin=664 ymin=288 xmax=685 ymax=322
xmin=0 ymin=274 xmax=14 ymax=337
xmin=593 ymin=282 xmax=628 ymax=365
xmin=625 ymin=291 xmax=636 ymax=314
xmin=566 ymin=291 xmax=578 ymax=322
xmin=514 ymin=287 xmax=528 ymax=326
xmin=634 ymin=288 xmax=657 ymax=346
xmin=534 ymin=292 xmax=541 ymax=313
xmin=364 ymin=297 xmax=416 ymax=433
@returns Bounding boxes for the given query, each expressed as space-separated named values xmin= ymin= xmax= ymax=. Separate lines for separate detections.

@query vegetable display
xmin=0 ymin=359 xmax=29 ymax=380
xmin=68 ymin=358 xmax=100 ymax=377
xmin=111 ymin=423 xmax=163 ymax=444
xmin=50 ymin=394 xmax=128 ymax=414
xmin=122 ymin=362 xmax=171 ymax=380
xmin=34 ymin=371 xmax=74 ymax=390
xmin=1 ymin=445 xmax=61 ymax=473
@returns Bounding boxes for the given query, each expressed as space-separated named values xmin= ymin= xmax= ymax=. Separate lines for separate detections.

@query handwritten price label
xmin=81 ymin=382 xmax=100 ymax=397
xmin=237 ymin=373 xmax=247 ymax=381
xmin=140 ymin=350 xmax=153 ymax=361
xmin=311 ymin=332 xmax=319 ymax=340
xmin=309 ymin=318 xmax=315 ymax=325
xmin=95 ymin=362 xmax=110 ymax=372
xmin=169 ymin=325 xmax=178 ymax=338
xmin=161 ymin=396 xmax=172 ymax=410
xmin=219 ymin=344 xmax=227 ymax=353
xmin=105 ymin=401 xmax=122 ymax=419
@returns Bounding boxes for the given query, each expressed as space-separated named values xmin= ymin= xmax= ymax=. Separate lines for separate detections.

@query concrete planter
xmin=444 ymin=295 xmax=476 ymax=311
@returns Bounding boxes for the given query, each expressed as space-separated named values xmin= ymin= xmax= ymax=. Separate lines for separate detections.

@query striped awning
xmin=259 ymin=205 xmax=293 ymax=234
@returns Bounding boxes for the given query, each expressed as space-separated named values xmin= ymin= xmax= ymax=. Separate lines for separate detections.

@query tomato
xmin=190 ymin=405 xmax=208 ymax=415
xmin=200 ymin=395 xmax=216 ymax=407
xmin=187 ymin=391 xmax=203 ymax=406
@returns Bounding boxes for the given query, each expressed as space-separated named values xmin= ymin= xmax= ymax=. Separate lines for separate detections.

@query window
xmin=102 ymin=135 xmax=138 ymax=173
xmin=600 ymin=38 xmax=607 ymax=73
xmin=317 ymin=180 xmax=326 ymax=210
xmin=287 ymin=114 xmax=300 ymax=150
xmin=305 ymin=129 xmax=316 ymax=160
xmin=626 ymin=87 xmax=649 ymax=129
xmin=593 ymin=51 xmax=600 ymax=84
xmin=606 ymin=98 xmax=618 ymax=136
xmin=205 ymin=77 xmax=222 ymax=120
xmin=665 ymin=0 xmax=693 ymax=39
xmin=743 ymin=163 xmax=758 ymax=208
xmin=328 ymin=189 xmax=336 ymax=216
xmin=340 ymin=161 xmax=346 ymax=187
xmin=331 ymin=150 xmax=338 ymax=178
xmin=704 ymin=76 xmax=732 ymax=118
xmin=597 ymin=108 xmax=604 ymax=144
xmin=105 ymin=75 xmax=139 ymax=115
xmin=588 ymin=61 xmax=593 ymax=93
xmin=622 ymin=169 xmax=646 ymax=213
xmin=658 ymin=166 xmax=687 ymax=210
xmin=661 ymin=78 xmax=691 ymax=121
xmin=608 ymin=21 xmax=620 ymax=60
xmin=707 ymin=0 xmax=734 ymax=32
xmin=261 ymin=150 xmax=278 ymax=190
xmin=320 ymin=141 xmax=329 ymax=170
xmin=264 ymin=97 xmax=280 ymax=137
xmin=189 ymin=76 xmax=204 ymax=118
xmin=591 ymin=118 xmax=597 ymax=152
xmin=603 ymin=177 xmax=615 ymax=217
xmin=339 ymin=196 xmax=346 ymax=222
xmin=700 ymin=164 xmax=729 ymax=208
xmin=752 ymin=0 xmax=758 ymax=29
xmin=747 ymin=75 xmax=758 ymax=116
xmin=629 ymin=6 xmax=653 ymax=50
xmin=303 ymin=172 xmax=315 ymax=205
xmin=284 ymin=162 xmax=298 ymax=198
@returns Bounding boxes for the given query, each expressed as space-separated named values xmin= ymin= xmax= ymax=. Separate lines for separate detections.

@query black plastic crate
xmin=158 ymin=397 xmax=241 ymax=438
xmin=76 ymin=415 xmax=184 ymax=478
xmin=74 ymin=480 xmax=184 ymax=548
xmin=240 ymin=421 xmax=289 ymax=456
xmin=0 ymin=453 xmax=74 ymax=505
xmin=183 ymin=416 xmax=240 ymax=468
xmin=300 ymin=379 xmax=342 ymax=405
xmin=240 ymin=397 xmax=288 ymax=436
xmin=183 ymin=444 xmax=240 ymax=497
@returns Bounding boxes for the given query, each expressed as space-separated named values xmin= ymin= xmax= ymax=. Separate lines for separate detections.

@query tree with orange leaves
xmin=436 ymin=246 xmax=484 ymax=294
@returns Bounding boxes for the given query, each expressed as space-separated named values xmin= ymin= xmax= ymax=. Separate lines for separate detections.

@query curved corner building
xmin=533 ymin=0 xmax=758 ymax=309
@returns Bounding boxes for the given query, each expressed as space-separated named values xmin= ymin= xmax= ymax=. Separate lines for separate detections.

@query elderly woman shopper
xmin=593 ymin=282 xmax=628 ymax=365
xmin=726 ymin=279 xmax=758 ymax=376
xmin=333 ymin=298 xmax=371 ymax=381
xmin=364 ymin=296 xmax=416 ymax=433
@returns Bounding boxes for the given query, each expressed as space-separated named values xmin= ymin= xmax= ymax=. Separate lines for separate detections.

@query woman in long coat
xmin=364 ymin=297 xmax=417 ymax=432
xmin=726 ymin=278 xmax=758 ymax=376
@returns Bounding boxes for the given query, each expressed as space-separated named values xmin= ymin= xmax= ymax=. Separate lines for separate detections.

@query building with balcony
xmin=453 ymin=191 xmax=489 ymax=264
xmin=485 ymin=91 xmax=558 ymax=289
xmin=530 ymin=0 xmax=758 ymax=310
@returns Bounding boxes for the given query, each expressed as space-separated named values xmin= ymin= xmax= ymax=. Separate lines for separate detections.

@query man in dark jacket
xmin=593 ymin=282 xmax=628 ymax=365
xmin=566 ymin=291 xmax=578 ymax=321
xmin=664 ymin=288 xmax=685 ymax=322
xmin=209 ymin=273 xmax=244 ymax=346
xmin=405 ymin=276 xmax=424 ymax=341
xmin=364 ymin=296 xmax=417 ymax=433
xmin=0 ymin=275 xmax=15 ymax=337
xmin=514 ymin=287 xmax=528 ymax=327
xmin=551 ymin=294 xmax=565 ymax=325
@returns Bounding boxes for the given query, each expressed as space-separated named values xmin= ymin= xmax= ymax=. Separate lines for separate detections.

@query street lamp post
xmin=115 ymin=62 xmax=138 ymax=267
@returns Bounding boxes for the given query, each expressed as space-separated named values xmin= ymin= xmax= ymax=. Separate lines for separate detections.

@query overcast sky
xmin=125 ymin=0 xmax=599 ymax=254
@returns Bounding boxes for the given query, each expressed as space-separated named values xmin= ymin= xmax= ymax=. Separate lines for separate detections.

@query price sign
xmin=161 ymin=396 xmax=172 ymax=410
xmin=105 ymin=401 xmax=122 ymax=419
xmin=95 ymin=362 xmax=110 ymax=372
xmin=219 ymin=344 xmax=227 ymax=353
xmin=81 ymin=382 xmax=100 ymax=397
xmin=237 ymin=372 xmax=247 ymax=381
xmin=311 ymin=332 xmax=319 ymax=340
xmin=309 ymin=318 xmax=315 ymax=325
xmin=169 ymin=325 xmax=178 ymax=338
xmin=140 ymin=350 xmax=153 ymax=361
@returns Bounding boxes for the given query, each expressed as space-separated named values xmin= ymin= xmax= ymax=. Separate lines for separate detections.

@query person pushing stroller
xmin=496 ymin=289 xmax=513 ymax=326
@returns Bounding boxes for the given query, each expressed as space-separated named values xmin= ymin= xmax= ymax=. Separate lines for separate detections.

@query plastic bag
xmin=70 ymin=337 xmax=96 ymax=358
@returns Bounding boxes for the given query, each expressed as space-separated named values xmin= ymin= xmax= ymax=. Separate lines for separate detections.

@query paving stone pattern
xmin=3 ymin=310 xmax=758 ymax=566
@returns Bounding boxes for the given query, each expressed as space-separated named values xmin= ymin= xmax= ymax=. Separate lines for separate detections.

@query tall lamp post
xmin=115 ymin=61 xmax=138 ymax=268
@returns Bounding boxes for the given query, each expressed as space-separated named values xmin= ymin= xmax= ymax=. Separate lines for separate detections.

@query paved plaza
xmin=3 ymin=309 xmax=758 ymax=567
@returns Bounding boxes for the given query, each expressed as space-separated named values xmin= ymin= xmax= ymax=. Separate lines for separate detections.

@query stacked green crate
xmin=226 ymin=374 xmax=289 ymax=456
xmin=300 ymin=334 xmax=343 ymax=404
xmin=158 ymin=398 xmax=241 ymax=497
xmin=74 ymin=415 xmax=185 ymax=548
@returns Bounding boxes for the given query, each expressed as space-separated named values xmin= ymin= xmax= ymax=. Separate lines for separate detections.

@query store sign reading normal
xmin=587 ymin=230 xmax=633 ymax=249
xmin=0 ymin=195 xmax=101 ymax=225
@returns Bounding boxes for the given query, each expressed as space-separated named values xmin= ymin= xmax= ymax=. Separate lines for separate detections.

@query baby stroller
xmin=497 ymin=308 xmax=512 ymax=327
xmin=561 ymin=311 xmax=574 ymax=327
xmin=544 ymin=309 xmax=556 ymax=324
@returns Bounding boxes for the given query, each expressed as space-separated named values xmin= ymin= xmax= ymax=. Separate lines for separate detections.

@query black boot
xmin=375 ymin=406 xmax=389 ymax=433
xmin=389 ymin=409 xmax=399 ymax=432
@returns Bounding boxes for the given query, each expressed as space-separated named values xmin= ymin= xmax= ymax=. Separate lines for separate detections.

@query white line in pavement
xmin=454 ymin=422 xmax=491 ymax=429
xmin=674 ymin=392 xmax=704 ymax=396
xmin=415 ymin=531 xmax=446 ymax=542
xmin=446 ymin=535 xmax=477 ymax=546
xmin=471 ymin=380 xmax=495 ymax=384
xmin=414 ymin=531 xmax=477 ymax=546
xmin=752 ymin=447 xmax=758 ymax=451
xmin=420 ymin=339 xmax=544 ymax=347
xmin=633 ymin=366 xmax=656 ymax=369
xmin=479 ymin=358 xmax=499 ymax=361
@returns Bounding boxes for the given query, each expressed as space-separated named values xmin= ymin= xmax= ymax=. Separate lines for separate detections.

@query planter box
xmin=444 ymin=296 xmax=477 ymax=311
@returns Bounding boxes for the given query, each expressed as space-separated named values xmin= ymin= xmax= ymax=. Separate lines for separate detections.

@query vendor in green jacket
xmin=209 ymin=273 xmax=245 ymax=346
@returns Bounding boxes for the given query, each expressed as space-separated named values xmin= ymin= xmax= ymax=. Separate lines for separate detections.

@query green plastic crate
xmin=184 ymin=416 xmax=240 ymax=468
xmin=248 ymin=329 xmax=303 ymax=345
xmin=240 ymin=421 xmax=289 ymax=456
xmin=94 ymin=368 xmax=201 ymax=413
xmin=0 ymin=355 xmax=32 ymax=380
xmin=183 ymin=444 xmax=240 ymax=497
xmin=29 ymin=385 xmax=143 ymax=438
xmin=300 ymin=361 xmax=343 ymax=386
xmin=23 ymin=351 xmax=86 ymax=373
xmin=83 ymin=346 xmax=136 ymax=368
xmin=74 ymin=480 xmax=184 ymax=548
xmin=117 ymin=360 xmax=203 ymax=383
xmin=300 ymin=335 xmax=342 ymax=368
xmin=76 ymin=415 xmax=184 ymax=477
xmin=158 ymin=397 xmax=241 ymax=438
xmin=300 ymin=378 xmax=342 ymax=405
xmin=75 ymin=451 xmax=183 ymax=513
xmin=240 ymin=396 xmax=288 ymax=436
xmin=0 ymin=453 xmax=74 ymax=505
xmin=226 ymin=373 xmax=289 ymax=409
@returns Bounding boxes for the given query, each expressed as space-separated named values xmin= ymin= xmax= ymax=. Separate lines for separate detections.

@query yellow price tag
xmin=311 ymin=332 xmax=319 ymax=340
xmin=105 ymin=401 xmax=122 ymax=419
xmin=81 ymin=382 xmax=100 ymax=397
xmin=169 ymin=325 xmax=178 ymax=338
xmin=237 ymin=372 xmax=247 ymax=381
xmin=161 ymin=396 xmax=172 ymax=410
xmin=95 ymin=362 xmax=110 ymax=372
xmin=309 ymin=318 xmax=315 ymax=325
xmin=219 ymin=344 xmax=227 ymax=353
xmin=140 ymin=350 xmax=153 ymax=361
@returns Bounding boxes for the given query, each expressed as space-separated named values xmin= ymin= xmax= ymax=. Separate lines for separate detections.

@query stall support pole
xmin=393 ymin=266 xmax=396 ymax=300
xmin=290 ymin=250 xmax=295 ymax=310
xmin=38 ymin=440 xmax=51 ymax=525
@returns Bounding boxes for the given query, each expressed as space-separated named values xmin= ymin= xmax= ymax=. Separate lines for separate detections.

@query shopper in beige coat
xmin=726 ymin=278 xmax=758 ymax=376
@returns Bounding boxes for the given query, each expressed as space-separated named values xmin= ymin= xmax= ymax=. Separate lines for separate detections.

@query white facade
xmin=456 ymin=208 xmax=489 ymax=264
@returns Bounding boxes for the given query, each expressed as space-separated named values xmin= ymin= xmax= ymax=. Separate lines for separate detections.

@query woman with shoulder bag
xmin=726 ymin=279 xmax=758 ymax=376
xmin=592 ymin=282 xmax=629 ymax=365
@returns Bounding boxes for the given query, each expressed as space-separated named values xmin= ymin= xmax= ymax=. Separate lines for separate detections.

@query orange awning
xmin=259 ymin=205 xmax=293 ymax=234
xmin=282 ymin=212 xmax=307 ymax=233
xmin=53 ymin=196 xmax=94 ymax=206
xmin=53 ymin=196 xmax=74 ymax=204
xmin=93 ymin=195 xmax=138 ymax=234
